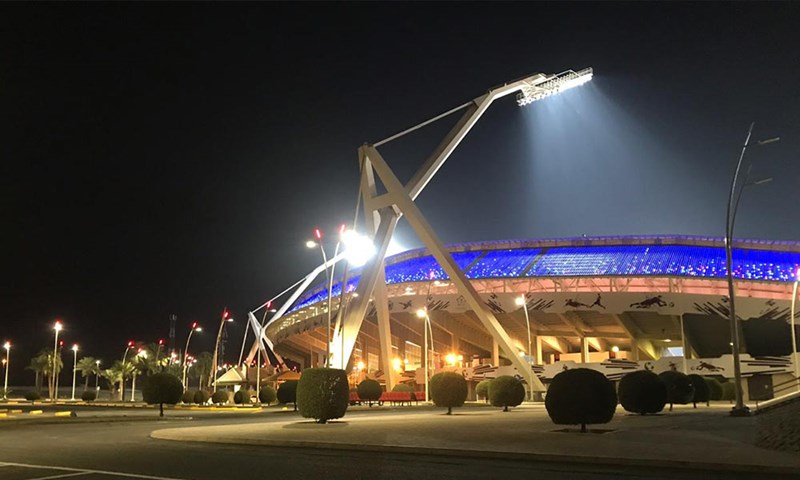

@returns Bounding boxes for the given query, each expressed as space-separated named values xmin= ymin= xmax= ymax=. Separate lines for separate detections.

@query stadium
xmin=254 ymin=234 xmax=800 ymax=402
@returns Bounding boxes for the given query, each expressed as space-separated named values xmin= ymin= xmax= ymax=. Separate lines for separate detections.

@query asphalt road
xmin=0 ymin=411 xmax=795 ymax=480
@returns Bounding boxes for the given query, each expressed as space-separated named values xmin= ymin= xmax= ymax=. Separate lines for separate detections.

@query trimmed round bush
xmin=392 ymin=384 xmax=414 ymax=393
xmin=142 ymin=372 xmax=183 ymax=417
xmin=277 ymin=380 xmax=298 ymax=410
xmin=658 ymin=371 xmax=694 ymax=411
xmin=259 ymin=385 xmax=277 ymax=405
xmin=181 ymin=390 xmax=196 ymax=404
xmin=475 ymin=380 xmax=491 ymax=403
xmin=721 ymin=381 xmax=736 ymax=402
xmin=194 ymin=390 xmax=210 ymax=405
xmin=545 ymin=368 xmax=617 ymax=433
xmin=706 ymin=377 xmax=723 ymax=401
xmin=489 ymin=376 xmax=525 ymax=412
xmin=211 ymin=390 xmax=229 ymax=405
xmin=430 ymin=372 xmax=468 ymax=415
xmin=618 ymin=370 xmax=666 ymax=415
xmin=81 ymin=390 xmax=97 ymax=402
xmin=297 ymin=368 xmax=349 ymax=424
xmin=24 ymin=390 xmax=41 ymax=402
xmin=357 ymin=379 xmax=382 ymax=406
xmin=233 ymin=389 xmax=251 ymax=405
xmin=687 ymin=374 xmax=710 ymax=408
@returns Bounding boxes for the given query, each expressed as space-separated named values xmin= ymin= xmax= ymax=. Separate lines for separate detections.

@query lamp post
xmin=724 ymin=122 xmax=779 ymax=417
xmin=120 ymin=341 xmax=134 ymax=401
xmin=182 ymin=323 xmax=201 ymax=389
xmin=307 ymin=225 xmax=346 ymax=367
xmin=52 ymin=321 xmax=62 ymax=401
xmin=155 ymin=339 xmax=164 ymax=371
xmin=416 ymin=308 xmax=435 ymax=403
xmin=515 ymin=294 xmax=534 ymax=401
xmin=2 ymin=341 xmax=9 ymax=400
xmin=131 ymin=349 xmax=146 ymax=402
xmin=211 ymin=309 xmax=233 ymax=392
xmin=790 ymin=268 xmax=800 ymax=380
xmin=95 ymin=359 xmax=101 ymax=393
xmin=70 ymin=344 xmax=79 ymax=401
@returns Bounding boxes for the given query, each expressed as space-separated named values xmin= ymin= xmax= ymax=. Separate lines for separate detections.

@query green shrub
xmin=687 ymin=374 xmax=710 ymax=408
xmin=259 ymin=385 xmax=277 ymax=405
xmin=24 ymin=390 xmax=41 ymax=402
xmin=211 ymin=390 xmax=229 ymax=405
xmin=277 ymin=380 xmax=298 ymax=410
xmin=721 ymin=381 xmax=736 ymax=402
xmin=194 ymin=390 xmax=210 ymax=405
xmin=233 ymin=389 xmax=251 ymax=404
xmin=142 ymin=372 xmax=184 ymax=417
xmin=430 ymin=372 xmax=467 ymax=415
xmin=357 ymin=379 xmax=382 ymax=406
xmin=489 ymin=376 xmax=525 ymax=412
xmin=475 ymin=380 xmax=491 ymax=403
xmin=81 ymin=390 xmax=97 ymax=402
xmin=391 ymin=384 xmax=414 ymax=393
xmin=658 ymin=371 xmax=694 ymax=411
xmin=705 ymin=377 xmax=723 ymax=401
xmin=181 ymin=390 xmax=196 ymax=404
xmin=545 ymin=368 xmax=617 ymax=433
xmin=618 ymin=370 xmax=666 ymax=415
xmin=297 ymin=368 xmax=349 ymax=424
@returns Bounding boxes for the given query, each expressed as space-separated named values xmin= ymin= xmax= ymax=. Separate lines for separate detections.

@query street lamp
xmin=307 ymin=225 xmax=347 ymax=367
xmin=515 ymin=294 xmax=534 ymax=401
xmin=182 ymin=323 xmax=202 ymax=389
xmin=155 ymin=339 xmax=164 ymax=370
xmin=95 ymin=359 xmax=101 ymax=393
xmin=2 ymin=341 xmax=9 ymax=400
xmin=120 ymin=341 xmax=134 ymax=401
xmin=416 ymin=308 xmax=435 ymax=403
xmin=70 ymin=344 xmax=79 ymax=401
xmin=131 ymin=349 xmax=146 ymax=402
xmin=790 ymin=268 xmax=800 ymax=380
xmin=212 ymin=309 xmax=233 ymax=392
xmin=52 ymin=321 xmax=62 ymax=401
xmin=724 ymin=122 xmax=779 ymax=417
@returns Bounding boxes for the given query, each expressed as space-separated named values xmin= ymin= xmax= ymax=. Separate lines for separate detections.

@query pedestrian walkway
xmin=151 ymin=403 xmax=800 ymax=475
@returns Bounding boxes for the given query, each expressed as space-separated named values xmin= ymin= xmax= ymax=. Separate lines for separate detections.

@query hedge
xmin=687 ymin=374 xmax=710 ymax=408
xmin=277 ymin=380 xmax=298 ymax=410
xmin=181 ymin=390 xmax=196 ymax=404
xmin=194 ymin=389 xmax=210 ymax=405
xmin=81 ymin=390 xmax=97 ymax=402
xmin=211 ymin=390 xmax=229 ymax=405
xmin=234 ymin=389 xmax=251 ymax=405
xmin=259 ymin=385 xmax=277 ymax=405
xmin=658 ymin=371 xmax=694 ymax=411
xmin=297 ymin=368 xmax=349 ymax=424
xmin=706 ymin=377 xmax=723 ymax=401
xmin=357 ymin=379 xmax=382 ymax=406
xmin=489 ymin=376 xmax=525 ymax=412
xmin=545 ymin=368 xmax=617 ymax=433
xmin=24 ymin=390 xmax=41 ymax=402
xmin=392 ymin=384 xmax=414 ymax=393
xmin=618 ymin=370 xmax=666 ymax=415
xmin=430 ymin=372 xmax=467 ymax=415
xmin=475 ymin=380 xmax=491 ymax=403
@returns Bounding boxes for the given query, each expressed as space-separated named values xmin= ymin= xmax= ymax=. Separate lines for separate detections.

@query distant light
xmin=416 ymin=309 xmax=427 ymax=318
xmin=446 ymin=353 xmax=457 ymax=365
xmin=518 ymin=351 xmax=526 ymax=357
xmin=338 ymin=224 xmax=346 ymax=235
xmin=3 ymin=341 xmax=9 ymax=350
xmin=95 ymin=360 xmax=101 ymax=366
xmin=314 ymin=228 xmax=322 ymax=240
xmin=341 ymin=230 xmax=375 ymax=267
xmin=516 ymin=68 xmax=593 ymax=107
xmin=195 ymin=327 xmax=202 ymax=332
xmin=137 ymin=350 xmax=147 ymax=358
xmin=127 ymin=340 xmax=134 ymax=347
xmin=305 ymin=240 xmax=317 ymax=249
xmin=158 ymin=339 xmax=164 ymax=345
xmin=356 ymin=361 xmax=365 ymax=370
xmin=611 ymin=346 xmax=620 ymax=353
xmin=71 ymin=344 xmax=79 ymax=352
xmin=663 ymin=339 xmax=671 ymax=343
xmin=515 ymin=295 xmax=526 ymax=306
xmin=54 ymin=321 xmax=63 ymax=332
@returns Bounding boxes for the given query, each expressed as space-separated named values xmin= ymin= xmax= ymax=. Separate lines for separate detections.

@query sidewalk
xmin=151 ymin=403 xmax=800 ymax=475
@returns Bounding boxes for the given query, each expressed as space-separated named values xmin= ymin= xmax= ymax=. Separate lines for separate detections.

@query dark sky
xmin=2 ymin=3 xmax=799 ymax=383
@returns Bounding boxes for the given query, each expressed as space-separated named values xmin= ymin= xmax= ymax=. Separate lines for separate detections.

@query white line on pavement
xmin=0 ymin=461 xmax=189 ymax=480
xmin=23 ymin=471 xmax=90 ymax=480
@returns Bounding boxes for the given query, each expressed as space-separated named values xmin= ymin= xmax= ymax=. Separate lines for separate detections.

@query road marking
xmin=24 ymin=471 xmax=89 ymax=480
xmin=0 ymin=462 xmax=188 ymax=480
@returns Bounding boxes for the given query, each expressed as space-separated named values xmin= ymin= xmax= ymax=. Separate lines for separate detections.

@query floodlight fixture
xmin=341 ymin=229 xmax=375 ymax=267
xmin=516 ymin=68 xmax=593 ymax=107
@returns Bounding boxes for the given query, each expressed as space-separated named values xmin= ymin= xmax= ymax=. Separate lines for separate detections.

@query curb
xmin=149 ymin=431 xmax=800 ymax=477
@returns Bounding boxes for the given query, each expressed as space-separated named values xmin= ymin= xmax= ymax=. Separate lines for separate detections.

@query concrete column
xmin=680 ymin=314 xmax=689 ymax=374
xmin=581 ymin=337 xmax=590 ymax=363
xmin=492 ymin=340 xmax=499 ymax=366
xmin=534 ymin=336 xmax=543 ymax=365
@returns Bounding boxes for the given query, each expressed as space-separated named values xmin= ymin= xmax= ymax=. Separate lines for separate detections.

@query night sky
xmin=2 ymin=3 xmax=799 ymax=383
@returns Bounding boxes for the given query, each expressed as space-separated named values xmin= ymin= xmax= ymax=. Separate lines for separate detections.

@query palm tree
xmin=76 ymin=356 xmax=97 ymax=391
xmin=103 ymin=360 xmax=135 ymax=401
xmin=193 ymin=352 xmax=214 ymax=390
xmin=27 ymin=349 xmax=62 ymax=398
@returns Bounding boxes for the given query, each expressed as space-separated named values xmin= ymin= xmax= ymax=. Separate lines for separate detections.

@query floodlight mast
xmin=330 ymin=67 xmax=593 ymax=390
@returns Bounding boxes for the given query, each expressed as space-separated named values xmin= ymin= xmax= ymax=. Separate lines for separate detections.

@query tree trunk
xmin=159 ymin=403 xmax=164 ymax=417
xmin=581 ymin=423 xmax=587 ymax=433
xmin=84 ymin=376 xmax=89 ymax=391
xmin=447 ymin=406 xmax=452 ymax=415
xmin=669 ymin=403 xmax=673 ymax=412
xmin=693 ymin=402 xmax=697 ymax=408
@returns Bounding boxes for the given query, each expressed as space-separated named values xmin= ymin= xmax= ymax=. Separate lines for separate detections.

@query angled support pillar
xmin=362 ymin=145 xmax=545 ymax=392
